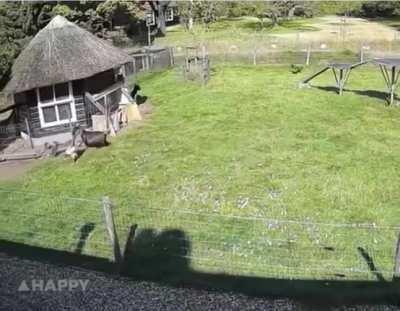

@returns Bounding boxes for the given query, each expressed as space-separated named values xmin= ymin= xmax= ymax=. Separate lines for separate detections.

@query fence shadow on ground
xmin=1 ymin=226 xmax=399 ymax=308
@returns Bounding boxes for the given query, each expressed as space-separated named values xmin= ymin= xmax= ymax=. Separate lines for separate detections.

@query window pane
xmin=55 ymin=83 xmax=69 ymax=100
xmin=42 ymin=106 xmax=57 ymax=123
xmin=39 ymin=86 xmax=53 ymax=103
xmin=58 ymin=103 xmax=72 ymax=121
xmin=166 ymin=8 xmax=173 ymax=21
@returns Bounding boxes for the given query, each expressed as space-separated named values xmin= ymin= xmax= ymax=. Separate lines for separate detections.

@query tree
xmin=0 ymin=2 xmax=31 ymax=87
xmin=177 ymin=0 xmax=193 ymax=31
xmin=96 ymin=0 xmax=145 ymax=30
xmin=0 ymin=0 xmax=144 ymax=86
xmin=148 ymin=1 xmax=170 ymax=36
xmin=358 ymin=1 xmax=400 ymax=18
xmin=178 ymin=0 xmax=225 ymax=31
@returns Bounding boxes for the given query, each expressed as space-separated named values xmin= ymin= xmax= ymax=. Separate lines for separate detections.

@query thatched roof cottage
xmin=3 ymin=15 xmax=135 ymax=145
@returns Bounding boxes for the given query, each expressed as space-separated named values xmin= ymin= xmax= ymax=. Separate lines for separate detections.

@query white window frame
xmin=36 ymin=82 xmax=77 ymax=128
xmin=165 ymin=8 xmax=174 ymax=22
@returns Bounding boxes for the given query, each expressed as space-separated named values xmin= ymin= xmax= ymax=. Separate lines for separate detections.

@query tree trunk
xmin=288 ymin=6 xmax=298 ymax=19
xmin=188 ymin=0 xmax=193 ymax=31
xmin=157 ymin=2 xmax=167 ymax=36
xmin=270 ymin=12 xmax=278 ymax=27
xmin=188 ymin=17 xmax=193 ymax=31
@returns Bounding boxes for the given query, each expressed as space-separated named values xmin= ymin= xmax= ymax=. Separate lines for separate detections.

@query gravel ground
xmin=0 ymin=252 xmax=299 ymax=311
xmin=0 ymin=252 xmax=398 ymax=311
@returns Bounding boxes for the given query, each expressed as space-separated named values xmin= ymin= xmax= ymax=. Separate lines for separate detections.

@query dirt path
xmin=275 ymin=16 xmax=399 ymax=46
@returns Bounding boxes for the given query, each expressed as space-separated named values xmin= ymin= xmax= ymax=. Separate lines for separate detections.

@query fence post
xmin=132 ymin=58 xmax=137 ymax=74
xmin=306 ymin=45 xmax=311 ymax=66
xmin=146 ymin=52 xmax=150 ymax=70
xmin=394 ymin=232 xmax=400 ymax=280
xmin=252 ymin=49 xmax=257 ymax=66
xmin=169 ymin=47 xmax=175 ymax=67
xmin=360 ymin=44 xmax=364 ymax=63
xmin=141 ymin=56 xmax=146 ymax=72
xmin=102 ymin=196 xmax=122 ymax=264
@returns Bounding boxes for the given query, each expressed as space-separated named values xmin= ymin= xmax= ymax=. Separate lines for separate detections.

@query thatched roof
xmin=4 ymin=15 xmax=132 ymax=94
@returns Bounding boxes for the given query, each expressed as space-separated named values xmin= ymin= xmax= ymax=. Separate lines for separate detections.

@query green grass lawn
xmin=1 ymin=65 xmax=400 ymax=282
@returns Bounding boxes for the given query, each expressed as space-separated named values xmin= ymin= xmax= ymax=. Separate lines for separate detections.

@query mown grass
xmin=1 ymin=65 xmax=400 ymax=281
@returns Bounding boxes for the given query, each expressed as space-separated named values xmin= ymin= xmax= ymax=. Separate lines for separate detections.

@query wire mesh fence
xmin=124 ymin=47 xmax=174 ymax=74
xmin=0 ymin=189 xmax=113 ymax=260
xmin=173 ymin=46 xmax=400 ymax=68
xmin=0 ymin=188 xmax=398 ymax=281
xmin=115 ymin=204 xmax=399 ymax=281
xmin=170 ymin=35 xmax=400 ymax=67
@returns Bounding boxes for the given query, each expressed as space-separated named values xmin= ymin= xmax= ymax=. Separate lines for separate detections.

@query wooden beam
xmin=0 ymin=152 xmax=40 ymax=161
xmin=85 ymin=92 xmax=105 ymax=115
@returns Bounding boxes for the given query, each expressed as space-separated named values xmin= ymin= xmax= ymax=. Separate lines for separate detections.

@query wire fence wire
xmin=115 ymin=205 xmax=399 ymax=281
xmin=0 ymin=188 xmax=398 ymax=281
xmin=0 ymin=189 xmax=113 ymax=260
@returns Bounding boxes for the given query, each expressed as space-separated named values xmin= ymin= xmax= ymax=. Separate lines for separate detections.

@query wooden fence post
xmin=141 ymin=56 xmax=146 ymax=71
xmin=102 ymin=196 xmax=122 ymax=264
xmin=306 ymin=45 xmax=311 ymax=66
xmin=394 ymin=232 xmax=400 ymax=280
xmin=169 ymin=47 xmax=174 ymax=67
xmin=252 ymin=49 xmax=257 ymax=66
xmin=132 ymin=59 xmax=137 ymax=74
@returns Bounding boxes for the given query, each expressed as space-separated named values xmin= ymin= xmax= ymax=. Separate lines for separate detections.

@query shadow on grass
xmin=313 ymin=86 xmax=396 ymax=103
xmin=74 ymin=222 xmax=95 ymax=255
xmin=357 ymin=247 xmax=386 ymax=282
xmin=313 ymin=85 xmax=341 ymax=95
xmin=1 ymin=226 xmax=399 ymax=308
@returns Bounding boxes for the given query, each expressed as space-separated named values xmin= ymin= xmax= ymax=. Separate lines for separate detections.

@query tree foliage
xmin=97 ymin=0 xmax=145 ymax=29
xmin=178 ymin=0 xmax=223 ymax=31
xmin=357 ymin=1 xmax=400 ymax=17
xmin=0 ymin=0 xmax=146 ymax=86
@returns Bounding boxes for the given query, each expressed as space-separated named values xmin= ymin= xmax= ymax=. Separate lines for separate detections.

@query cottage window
xmin=36 ymin=82 xmax=77 ymax=127
xmin=165 ymin=8 xmax=174 ymax=22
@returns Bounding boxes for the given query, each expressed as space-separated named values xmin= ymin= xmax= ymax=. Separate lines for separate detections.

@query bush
xmin=358 ymin=1 xmax=400 ymax=18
